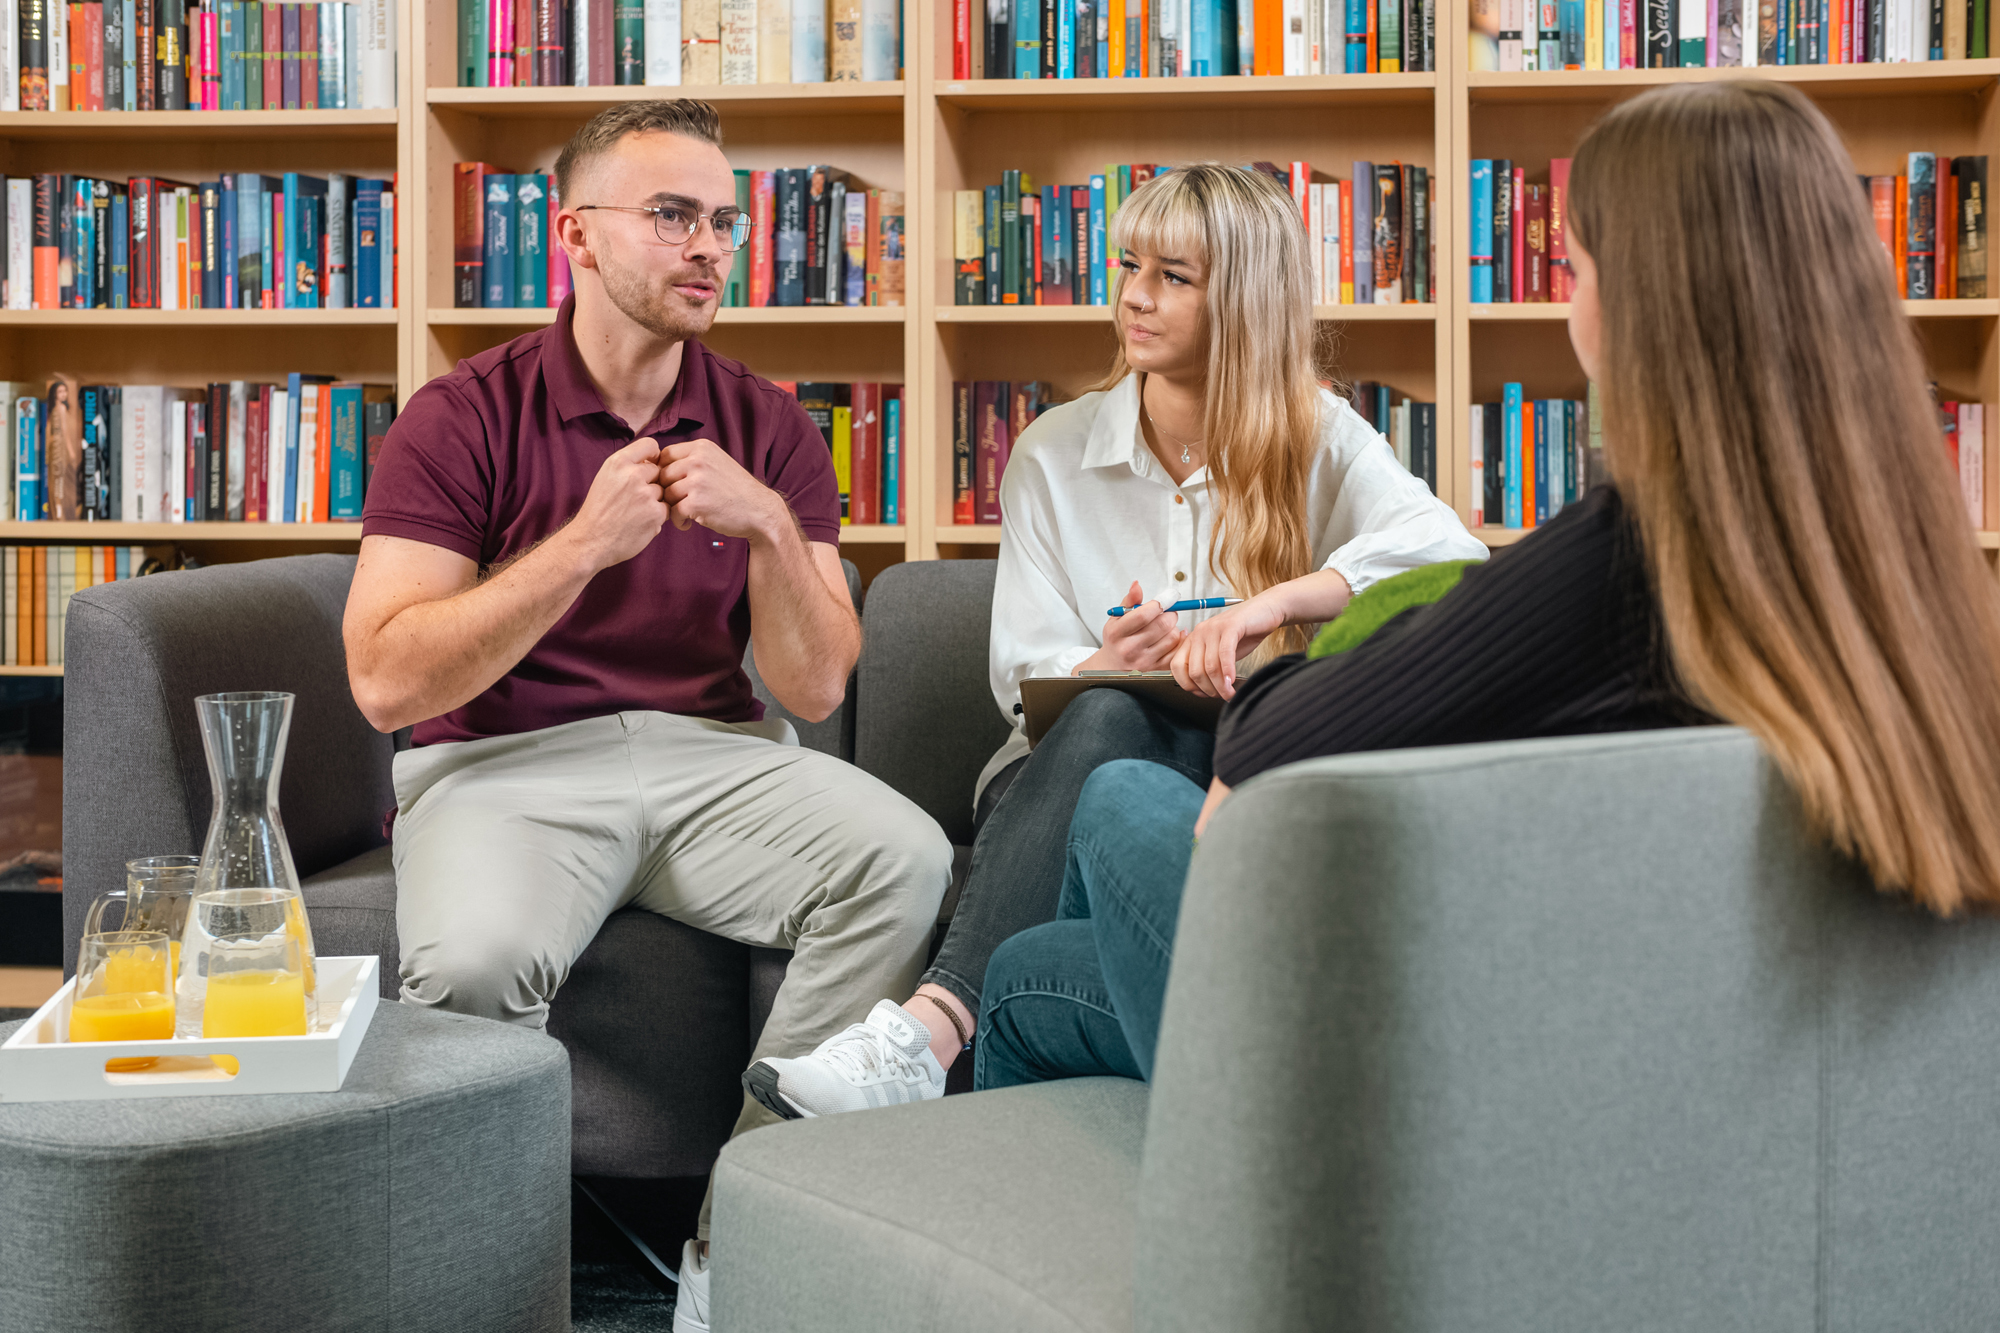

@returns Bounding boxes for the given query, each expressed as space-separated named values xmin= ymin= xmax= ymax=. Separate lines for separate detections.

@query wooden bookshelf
xmin=1450 ymin=49 xmax=2000 ymax=555
xmin=3 ymin=0 xmax=1996 ymax=653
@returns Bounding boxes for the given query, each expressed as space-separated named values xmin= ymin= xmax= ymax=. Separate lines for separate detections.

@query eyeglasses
xmin=573 ymin=203 xmax=755 ymax=252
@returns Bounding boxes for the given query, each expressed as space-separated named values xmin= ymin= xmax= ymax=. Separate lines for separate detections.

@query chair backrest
xmin=62 ymin=555 xmax=393 ymax=970
xmin=744 ymin=559 xmax=862 ymax=761
xmin=1137 ymin=727 xmax=2000 ymax=1332
xmin=854 ymin=559 xmax=1010 ymax=847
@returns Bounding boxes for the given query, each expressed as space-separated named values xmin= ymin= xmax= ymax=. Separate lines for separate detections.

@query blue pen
xmin=1107 ymin=597 xmax=1242 ymax=617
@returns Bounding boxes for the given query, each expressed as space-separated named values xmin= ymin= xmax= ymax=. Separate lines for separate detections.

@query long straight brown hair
xmin=1097 ymin=164 xmax=1326 ymax=656
xmin=1571 ymin=81 xmax=2000 ymax=915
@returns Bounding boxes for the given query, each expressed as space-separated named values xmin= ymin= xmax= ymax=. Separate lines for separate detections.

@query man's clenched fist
xmin=566 ymin=437 xmax=670 ymax=571
xmin=659 ymin=438 xmax=789 ymax=541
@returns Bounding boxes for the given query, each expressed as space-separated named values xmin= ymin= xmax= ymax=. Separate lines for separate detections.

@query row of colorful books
xmin=6 ymin=0 xmax=395 ymax=110
xmin=955 ymin=0 xmax=1439 ymax=77
xmin=450 ymin=167 xmax=571 ymax=310
xmin=1467 ymin=385 xmax=1602 ymax=530
xmin=455 ymin=0 xmax=901 ymax=87
xmin=0 ymin=546 xmax=165 ymax=667
xmin=1870 ymin=155 xmax=1989 ymax=301
xmin=451 ymin=162 xmax=906 ymax=309
xmin=1467 ymin=158 xmax=1575 ymax=304
xmin=952 ymin=162 xmax=1434 ymax=308
xmin=0 ymin=377 xmax=395 ymax=524
xmin=1347 ymin=381 xmax=1438 ymax=493
xmin=950 ymin=380 xmax=1057 ymax=524
xmin=1469 ymin=0 xmax=1993 ymax=69
xmin=776 ymin=381 xmax=902 ymax=525
xmin=1 ymin=172 xmax=398 ymax=312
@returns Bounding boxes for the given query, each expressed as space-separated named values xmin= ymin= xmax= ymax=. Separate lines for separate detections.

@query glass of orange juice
xmin=70 ymin=931 xmax=176 ymax=1043
xmin=177 ymin=887 xmax=316 ymax=1038
xmin=201 ymin=935 xmax=309 ymax=1039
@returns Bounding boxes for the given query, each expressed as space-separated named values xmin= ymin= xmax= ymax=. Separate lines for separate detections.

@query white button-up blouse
xmin=978 ymin=373 xmax=1489 ymax=800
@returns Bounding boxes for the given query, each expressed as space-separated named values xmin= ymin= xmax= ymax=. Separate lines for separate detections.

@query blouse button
xmin=1173 ymin=494 xmax=1184 ymax=505
xmin=1174 ymin=571 xmax=1186 ymax=582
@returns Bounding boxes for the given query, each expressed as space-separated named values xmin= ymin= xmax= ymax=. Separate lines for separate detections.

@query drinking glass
xmin=201 ymin=935 xmax=309 ymax=1039
xmin=177 ymin=887 xmax=317 ymax=1038
xmin=82 ymin=855 xmax=200 ymax=979
xmin=70 ymin=930 xmax=175 ymax=1043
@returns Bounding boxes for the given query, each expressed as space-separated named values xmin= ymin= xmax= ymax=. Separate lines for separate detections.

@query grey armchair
xmin=711 ymin=727 xmax=2000 ymax=1332
xmin=60 ymin=552 xmax=861 ymax=1181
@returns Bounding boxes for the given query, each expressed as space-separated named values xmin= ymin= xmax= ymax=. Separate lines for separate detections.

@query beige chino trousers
xmin=391 ymin=709 xmax=953 ymax=1238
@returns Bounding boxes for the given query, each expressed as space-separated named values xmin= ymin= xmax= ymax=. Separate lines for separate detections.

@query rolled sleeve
xmin=1322 ymin=433 xmax=1489 ymax=594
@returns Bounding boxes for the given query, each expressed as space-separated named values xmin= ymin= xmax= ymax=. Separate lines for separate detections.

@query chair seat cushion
xmin=301 ymin=843 xmax=399 ymax=998
xmin=711 ymin=1077 xmax=1149 ymax=1333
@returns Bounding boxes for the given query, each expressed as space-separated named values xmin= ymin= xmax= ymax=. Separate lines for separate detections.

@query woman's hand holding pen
xmin=1074 ymin=581 xmax=1185 ymax=674
xmin=1170 ymin=593 xmax=1285 ymax=701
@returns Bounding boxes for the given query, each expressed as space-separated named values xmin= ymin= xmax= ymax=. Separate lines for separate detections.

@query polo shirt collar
xmin=1084 ymin=373 xmax=1207 ymax=486
xmin=541 ymin=293 xmax=712 ymax=436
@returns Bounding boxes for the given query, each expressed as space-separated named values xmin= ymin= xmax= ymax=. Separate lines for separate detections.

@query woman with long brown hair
xmin=742 ymin=163 xmax=1483 ymax=1121
xmin=973 ymin=79 xmax=2000 ymax=1093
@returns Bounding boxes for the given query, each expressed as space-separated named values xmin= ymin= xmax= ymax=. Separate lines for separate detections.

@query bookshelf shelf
xmin=932 ymin=72 xmax=1436 ymax=112
xmin=935 ymin=525 xmax=1003 ymax=544
xmin=0 ymin=522 xmax=363 ymax=542
xmin=0 ymin=310 xmax=400 ymax=327
xmin=1466 ymin=62 xmax=2000 ymax=102
xmin=1467 ymin=300 xmax=2000 ymax=321
xmin=0 ymin=665 xmax=65 ymax=676
xmin=0 ymin=109 xmax=400 ymax=139
xmin=425 ymin=83 xmax=906 ymax=117
xmin=935 ymin=304 xmax=1436 ymax=323
xmin=425 ymin=306 xmax=907 ymax=326
xmin=838 ymin=525 xmax=911 ymax=543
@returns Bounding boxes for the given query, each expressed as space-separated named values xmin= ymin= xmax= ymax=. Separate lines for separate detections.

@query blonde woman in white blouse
xmin=744 ymin=163 xmax=1486 ymax=1121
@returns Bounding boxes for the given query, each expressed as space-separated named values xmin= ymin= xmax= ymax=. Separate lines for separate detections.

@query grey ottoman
xmin=0 ymin=1004 xmax=572 ymax=1333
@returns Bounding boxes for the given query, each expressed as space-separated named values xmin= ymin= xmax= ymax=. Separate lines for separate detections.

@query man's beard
xmin=599 ymin=251 xmax=719 ymax=342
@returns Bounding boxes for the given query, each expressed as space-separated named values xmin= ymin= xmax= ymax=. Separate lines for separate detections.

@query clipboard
xmin=1017 ymin=672 xmax=1226 ymax=747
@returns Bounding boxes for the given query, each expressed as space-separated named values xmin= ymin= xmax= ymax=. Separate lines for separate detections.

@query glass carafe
xmin=189 ymin=692 xmax=317 ymax=1019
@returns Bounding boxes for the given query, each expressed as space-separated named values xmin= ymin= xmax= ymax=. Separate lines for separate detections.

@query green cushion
xmin=1308 ymin=560 xmax=1479 ymax=660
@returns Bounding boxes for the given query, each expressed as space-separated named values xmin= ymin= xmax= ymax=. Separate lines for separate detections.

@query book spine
xmin=720 ymin=0 xmax=756 ymax=80
xmin=876 ymin=191 xmax=903 ymax=306
xmin=775 ymin=167 xmax=805 ymax=306
xmin=1959 ymin=157 xmax=1987 ymax=299
xmin=645 ymin=0 xmax=682 ymax=81
xmin=454 ymin=162 xmax=486 ymax=308
xmin=1910 ymin=151 xmax=1937 ymax=300
xmin=613 ymin=0 xmax=641 ymax=80
xmin=482 ymin=173 xmax=514 ymax=307
xmin=792 ymin=0 xmax=826 ymax=75
xmin=756 ymin=0 xmax=788 ymax=80
xmin=516 ymin=174 xmax=547 ymax=308
xmin=882 ymin=391 xmax=899 ymax=525
xmin=749 ymin=169 xmax=775 ymax=306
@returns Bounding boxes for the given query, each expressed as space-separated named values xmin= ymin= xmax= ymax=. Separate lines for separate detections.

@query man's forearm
xmin=746 ymin=515 xmax=858 ymax=721
xmin=354 ymin=533 xmax=599 ymax=732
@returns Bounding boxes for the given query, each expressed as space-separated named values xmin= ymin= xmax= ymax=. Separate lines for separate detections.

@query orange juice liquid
xmin=203 ymin=970 xmax=309 ymax=1037
xmin=102 ymin=944 xmax=170 ymax=996
xmin=69 ymin=992 xmax=175 ymax=1042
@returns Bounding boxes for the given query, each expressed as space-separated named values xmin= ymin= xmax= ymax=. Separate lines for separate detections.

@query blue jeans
xmin=924 ymin=689 xmax=1213 ymax=1015
xmin=974 ymin=759 xmax=1205 ymax=1090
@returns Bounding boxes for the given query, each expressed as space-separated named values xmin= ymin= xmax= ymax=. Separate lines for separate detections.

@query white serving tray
xmin=0 ymin=956 xmax=380 ymax=1102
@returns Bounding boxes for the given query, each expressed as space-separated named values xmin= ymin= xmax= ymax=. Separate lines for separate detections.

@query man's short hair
xmin=554 ymin=99 xmax=724 ymax=202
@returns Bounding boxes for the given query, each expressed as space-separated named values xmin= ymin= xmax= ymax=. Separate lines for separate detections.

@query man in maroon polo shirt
xmin=343 ymin=101 xmax=950 ymax=1327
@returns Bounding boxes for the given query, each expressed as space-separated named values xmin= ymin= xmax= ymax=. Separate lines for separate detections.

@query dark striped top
xmin=1213 ymin=484 xmax=1717 ymax=787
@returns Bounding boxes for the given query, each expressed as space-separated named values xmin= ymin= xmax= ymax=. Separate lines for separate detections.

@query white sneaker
xmin=742 ymin=999 xmax=947 ymax=1119
xmin=671 ymin=1239 xmax=710 ymax=1333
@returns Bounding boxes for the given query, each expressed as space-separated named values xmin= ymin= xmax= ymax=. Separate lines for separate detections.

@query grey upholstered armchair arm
xmin=61 ymin=554 xmax=395 ymax=970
